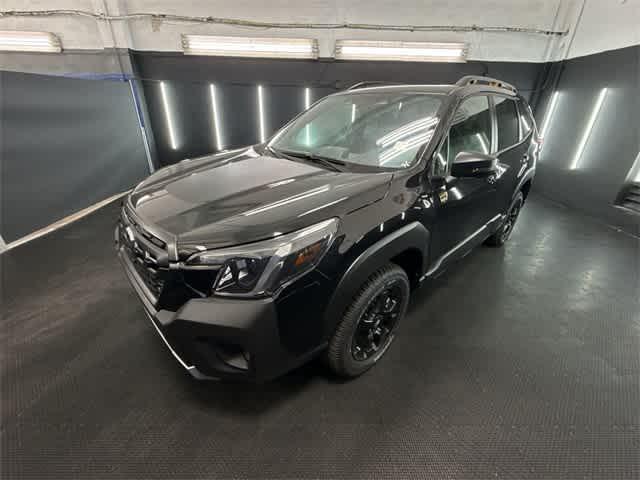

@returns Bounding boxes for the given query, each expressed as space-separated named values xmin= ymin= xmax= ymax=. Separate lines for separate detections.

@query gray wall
xmin=533 ymin=46 xmax=639 ymax=233
xmin=0 ymin=49 xmax=133 ymax=78
xmin=0 ymin=71 xmax=150 ymax=242
xmin=132 ymin=53 xmax=543 ymax=166
xmin=2 ymin=46 xmax=637 ymax=242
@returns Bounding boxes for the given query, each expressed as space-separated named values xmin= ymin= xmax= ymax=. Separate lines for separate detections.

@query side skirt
xmin=420 ymin=213 xmax=504 ymax=282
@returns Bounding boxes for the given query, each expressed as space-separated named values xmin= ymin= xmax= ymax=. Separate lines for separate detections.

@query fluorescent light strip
xmin=0 ymin=30 xmax=61 ymax=52
xmin=380 ymin=116 xmax=438 ymax=143
xmin=475 ymin=133 xmax=490 ymax=154
xmin=209 ymin=84 xmax=223 ymax=150
xmin=633 ymin=152 xmax=640 ymax=182
xmin=304 ymin=87 xmax=311 ymax=109
xmin=377 ymin=116 xmax=438 ymax=147
xmin=570 ymin=88 xmax=608 ymax=170
xmin=188 ymin=42 xmax=311 ymax=53
xmin=258 ymin=85 xmax=266 ymax=143
xmin=298 ymin=196 xmax=348 ymax=217
xmin=540 ymin=91 xmax=559 ymax=139
xmin=377 ymin=123 xmax=436 ymax=150
xmin=304 ymin=88 xmax=311 ymax=145
xmin=159 ymin=81 xmax=178 ymax=150
xmin=343 ymin=46 xmax=463 ymax=57
xmin=380 ymin=131 xmax=434 ymax=164
xmin=182 ymin=35 xmax=318 ymax=59
xmin=335 ymin=40 xmax=467 ymax=63
xmin=243 ymin=186 xmax=330 ymax=216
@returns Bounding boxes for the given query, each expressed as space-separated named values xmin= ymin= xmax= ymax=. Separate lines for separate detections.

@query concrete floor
xmin=1 ymin=194 xmax=639 ymax=479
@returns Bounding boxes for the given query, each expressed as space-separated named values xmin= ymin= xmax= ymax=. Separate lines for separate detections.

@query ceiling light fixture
xmin=182 ymin=35 xmax=318 ymax=59
xmin=334 ymin=40 xmax=467 ymax=62
xmin=0 ymin=30 xmax=62 ymax=52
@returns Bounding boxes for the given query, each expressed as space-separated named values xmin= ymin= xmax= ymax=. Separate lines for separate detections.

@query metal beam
xmin=128 ymin=79 xmax=154 ymax=173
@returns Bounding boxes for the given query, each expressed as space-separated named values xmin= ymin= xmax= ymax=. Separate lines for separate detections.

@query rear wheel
xmin=327 ymin=264 xmax=410 ymax=378
xmin=486 ymin=192 xmax=524 ymax=247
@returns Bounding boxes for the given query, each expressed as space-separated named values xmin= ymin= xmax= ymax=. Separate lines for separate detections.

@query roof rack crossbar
xmin=456 ymin=75 xmax=517 ymax=93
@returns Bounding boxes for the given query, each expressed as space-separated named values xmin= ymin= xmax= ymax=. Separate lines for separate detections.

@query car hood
xmin=129 ymin=147 xmax=392 ymax=249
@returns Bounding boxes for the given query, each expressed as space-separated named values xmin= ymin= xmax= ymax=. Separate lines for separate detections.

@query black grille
xmin=124 ymin=242 xmax=166 ymax=299
xmin=616 ymin=182 xmax=640 ymax=214
xmin=122 ymin=209 xmax=167 ymax=249
xmin=118 ymin=217 xmax=167 ymax=300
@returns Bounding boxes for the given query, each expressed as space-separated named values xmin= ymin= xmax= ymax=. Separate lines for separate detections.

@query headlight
xmin=185 ymin=218 xmax=338 ymax=297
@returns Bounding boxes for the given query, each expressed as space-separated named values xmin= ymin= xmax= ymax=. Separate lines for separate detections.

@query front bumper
xmin=116 ymin=226 xmax=319 ymax=382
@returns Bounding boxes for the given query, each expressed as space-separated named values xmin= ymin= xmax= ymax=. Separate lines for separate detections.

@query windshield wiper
xmin=275 ymin=148 xmax=345 ymax=172
xmin=265 ymin=145 xmax=281 ymax=158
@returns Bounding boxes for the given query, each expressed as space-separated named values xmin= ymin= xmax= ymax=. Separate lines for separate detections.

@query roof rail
xmin=456 ymin=75 xmax=517 ymax=93
xmin=346 ymin=81 xmax=399 ymax=90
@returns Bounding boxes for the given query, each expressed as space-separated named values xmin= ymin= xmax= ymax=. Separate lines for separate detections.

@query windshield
xmin=270 ymin=91 xmax=442 ymax=169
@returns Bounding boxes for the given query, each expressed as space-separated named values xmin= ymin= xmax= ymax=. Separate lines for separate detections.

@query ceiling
xmin=0 ymin=0 xmax=638 ymax=62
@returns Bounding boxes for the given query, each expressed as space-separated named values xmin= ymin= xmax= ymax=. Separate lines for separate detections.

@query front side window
xmin=432 ymin=134 xmax=449 ymax=177
xmin=271 ymin=91 xmax=442 ymax=169
xmin=517 ymin=98 xmax=534 ymax=139
xmin=495 ymin=96 xmax=520 ymax=150
xmin=448 ymin=95 xmax=492 ymax=161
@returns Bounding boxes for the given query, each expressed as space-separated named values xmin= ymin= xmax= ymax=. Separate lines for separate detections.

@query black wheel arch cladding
xmin=323 ymin=221 xmax=429 ymax=339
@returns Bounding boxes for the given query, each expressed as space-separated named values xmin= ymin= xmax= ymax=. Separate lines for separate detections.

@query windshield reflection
xmin=270 ymin=91 xmax=442 ymax=170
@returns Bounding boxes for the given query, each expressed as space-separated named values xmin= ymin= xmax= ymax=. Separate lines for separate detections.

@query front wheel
xmin=486 ymin=192 xmax=524 ymax=247
xmin=326 ymin=263 xmax=410 ymax=378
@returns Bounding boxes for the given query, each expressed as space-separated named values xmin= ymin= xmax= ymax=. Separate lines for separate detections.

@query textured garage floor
xmin=1 ymin=194 xmax=639 ymax=479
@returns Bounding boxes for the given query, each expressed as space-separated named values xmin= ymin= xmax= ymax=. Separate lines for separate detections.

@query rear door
xmin=492 ymin=94 xmax=530 ymax=213
xmin=429 ymin=94 xmax=497 ymax=264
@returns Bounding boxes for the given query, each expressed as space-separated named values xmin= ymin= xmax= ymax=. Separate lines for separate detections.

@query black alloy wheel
xmin=485 ymin=191 xmax=524 ymax=247
xmin=327 ymin=263 xmax=410 ymax=378
xmin=500 ymin=199 xmax=522 ymax=243
xmin=351 ymin=284 xmax=403 ymax=361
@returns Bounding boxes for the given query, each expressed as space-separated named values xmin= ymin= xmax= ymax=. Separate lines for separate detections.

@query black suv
xmin=116 ymin=76 xmax=538 ymax=381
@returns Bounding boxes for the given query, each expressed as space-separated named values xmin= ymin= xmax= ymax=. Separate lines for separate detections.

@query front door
xmin=428 ymin=94 xmax=497 ymax=269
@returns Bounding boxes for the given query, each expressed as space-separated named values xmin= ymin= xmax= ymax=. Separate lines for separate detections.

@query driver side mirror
xmin=451 ymin=151 xmax=498 ymax=178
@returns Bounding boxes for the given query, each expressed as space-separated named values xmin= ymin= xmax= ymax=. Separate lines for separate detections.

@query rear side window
xmin=517 ymin=98 xmax=534 ymax=139
xmin=495 ymin=96 xmax=520 ymax=150
xmin=449 ymin=95 xmax=492 ymax=160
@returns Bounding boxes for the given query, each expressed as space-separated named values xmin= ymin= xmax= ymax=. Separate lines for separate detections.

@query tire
xmin=327 ymin=263 xmax=410 ymax=378
xmin=485 ymin=191 xmax=524 ymax=247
